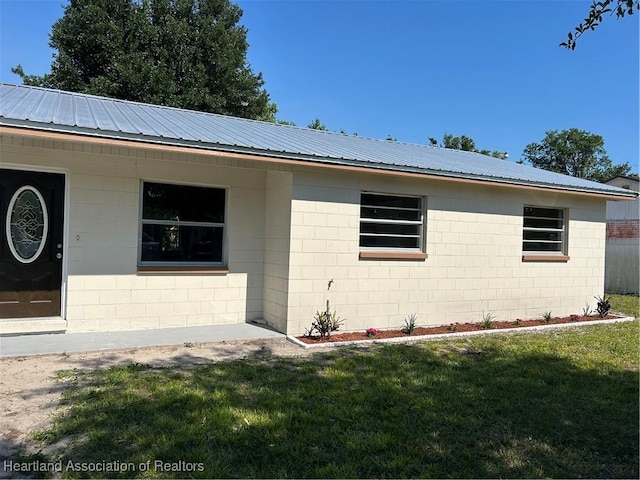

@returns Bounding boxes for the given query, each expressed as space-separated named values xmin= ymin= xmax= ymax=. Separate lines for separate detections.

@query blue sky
xmin=1 ymin=0 xmax=638 ymax=172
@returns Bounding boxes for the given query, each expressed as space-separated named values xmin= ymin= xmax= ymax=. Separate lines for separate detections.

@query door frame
xmin=1 ymin=163 xmax=70 ymax=320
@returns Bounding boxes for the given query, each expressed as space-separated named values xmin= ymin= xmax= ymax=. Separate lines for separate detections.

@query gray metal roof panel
xmin=0 ymin=83 xmax=635 ymax=198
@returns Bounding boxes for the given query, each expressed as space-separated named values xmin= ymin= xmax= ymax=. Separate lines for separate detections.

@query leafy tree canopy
xmin=561 ymin=0 xmax=639 ymax=49
xmin=12 ymin=0 xmax=277 ymax=121
xmin=429 ymin=133 xmax=508 ymax=160
xmin=521 ymin=128 xmax=631 ymax=182
xmin=307 ymin=118 xmax=327 ymax=131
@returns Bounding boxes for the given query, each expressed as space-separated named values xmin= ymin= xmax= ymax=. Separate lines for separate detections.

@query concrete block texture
xmin=2 ymin=135 xmax=612 ymax=335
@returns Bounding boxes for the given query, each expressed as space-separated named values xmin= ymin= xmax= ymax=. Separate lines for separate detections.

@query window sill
xmin=137 ymin=266 xmax=229 ymax=275
xmin=359 ymin=251 xmax=428 ymax=261
xmin=522 ymin=255 xmax=570 ymax=262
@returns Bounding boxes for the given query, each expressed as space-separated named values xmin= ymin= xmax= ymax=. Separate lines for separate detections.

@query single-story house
xmin=0 ymin=83 xmax=636 ymax=336
xmin=605 ymin=175 xmax=639 ymax=294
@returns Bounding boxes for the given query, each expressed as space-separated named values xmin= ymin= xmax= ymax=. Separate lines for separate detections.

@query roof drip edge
xmin=1 ymin=120 xmax=636 ymax=200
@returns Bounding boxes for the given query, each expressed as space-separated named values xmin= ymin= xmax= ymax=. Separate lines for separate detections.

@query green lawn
xmin=608 ymin=293 xmax=640 ymax=318
xmin=23 ymin=321 xmax=640 ymax=479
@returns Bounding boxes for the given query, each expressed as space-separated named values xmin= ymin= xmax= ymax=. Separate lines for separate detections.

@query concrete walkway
xmin=0 ymin=322 xmax=284 ymax=358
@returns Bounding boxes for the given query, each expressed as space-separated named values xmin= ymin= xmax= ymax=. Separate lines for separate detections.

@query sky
xmin=0 ymin=0 xmax=638 ymax=173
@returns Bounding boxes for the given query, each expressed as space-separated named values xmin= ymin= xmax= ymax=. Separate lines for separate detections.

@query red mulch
xmin=297 ymin=314 xmax=620 ymax=344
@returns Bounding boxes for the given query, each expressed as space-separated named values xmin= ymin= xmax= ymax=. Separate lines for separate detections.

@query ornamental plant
xmin=366 ymin=328 xmax=379 ymax=337
xmin=594 ymin=295 xmax=611 ymax=318
xmin=480 ymin=311 xmax=495 ymax=329
xmin=306 ymin=299 xmax=344 ymax=339
xmin=402 ymin=314 xmax=418 ymax=335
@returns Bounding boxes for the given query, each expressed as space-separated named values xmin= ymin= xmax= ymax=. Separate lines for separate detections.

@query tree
xmin=429 ymin=133 xmax=508 ymax=159
xmin=12 ymin=0 xmax=276 ymax=121
xmin=561 ymin=0 xmax=639 ymax=49
xmin=521 ymin=128 xmax=631 ymax=182
xmin=442 ymin=133 xmax=477 ymax=152
xmin=307 ymin=118 xmax=327 ymax=131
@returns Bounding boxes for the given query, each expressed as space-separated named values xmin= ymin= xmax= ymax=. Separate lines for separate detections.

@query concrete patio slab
xmin=0 ymin=322 xmax=284 ymax=358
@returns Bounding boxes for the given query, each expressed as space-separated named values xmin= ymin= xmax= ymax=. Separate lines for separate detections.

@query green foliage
xmin=608 ymin=293 xmax=639 ymax=318
xmin=307 ymin=118 xmax=327 ymax=130
xmin=12 ymin=0 xmax=276 ymax=120
xmin=447 ymin=324 xmax=458 ymax=332
xmin=542 ymin=311 xmax=553 ymax=323
xmin=521 ymin=128 xmax=631 ymax=182
xmin=561 ymin=0 xmax=639 ymax=49
xmin=430 ymin=133 xmax=508 ymax=159
xmin=480 ymin=311 xmax=495 ymax=329
xmin=595 ymin=295 xmax=612 ymax=318
xmin=306 ymin=300 xmax=344 ymax=338
xmin=443 ymin=133 xmax=476 ymax=151
xmin=402 ymin=314 xmax=418 ymax=335
xmin=27 ymin=322 xmax=639 ymax=478
xmin=309 ymin=309 xmax=343 ymax=338
xmin=582 ymin=304 xmax=593 ymax=317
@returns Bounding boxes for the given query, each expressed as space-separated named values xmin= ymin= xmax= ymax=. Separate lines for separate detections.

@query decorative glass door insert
xmin=6 ymin=186 xmax=49 ymax=263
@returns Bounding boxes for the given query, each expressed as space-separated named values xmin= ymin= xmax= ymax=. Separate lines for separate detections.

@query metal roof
xmin=0 ymin=83 xmax=635 ymax=198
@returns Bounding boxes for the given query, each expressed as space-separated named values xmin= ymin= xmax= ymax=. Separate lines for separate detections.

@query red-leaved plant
xmin=366 ymin=328 xmax=379 ymax=337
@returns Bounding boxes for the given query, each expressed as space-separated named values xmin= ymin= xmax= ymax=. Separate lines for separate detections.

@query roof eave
xmin=1 ymin=120 xmax=637 ymax=201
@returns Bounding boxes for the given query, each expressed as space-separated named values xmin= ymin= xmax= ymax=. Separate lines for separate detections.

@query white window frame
xmin=359 ymin=192 xmax=425 ymax=252
xmin=138 ymin=181 xmax=227 ymax=267
xmin=522 ymin=205 xmax=567 ymax=255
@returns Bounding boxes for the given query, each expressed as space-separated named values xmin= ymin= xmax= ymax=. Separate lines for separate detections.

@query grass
xmin=23 ymin=321 xmax=640 ymax=479
xmin=479 ymin=311 xmax=495 ymax=329
xmin=608 ymin=293 xmax=640 ymax=318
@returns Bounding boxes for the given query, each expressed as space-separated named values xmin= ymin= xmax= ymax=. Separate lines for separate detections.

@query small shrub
xmin=306 ymin=300 xmax=344 ymax=338
xmin=480 ymin=311 xmax=495 ymax=329
xmin=542 ymin=311 xmax=552 ymax=323
xmin=402 ymin=314 xmax=418 ymax=335
xmin=514 ymin=319 xmax=523 ymax=327
xmin=594 ymin=295 xmax=611 ymax=318
xmin=447 ymin=324 xmax=458 ymax=333
xmin=582 ymin=304 xmax=593 ymax=317
xmin=366 ymin=327 xmax=379 ymax=337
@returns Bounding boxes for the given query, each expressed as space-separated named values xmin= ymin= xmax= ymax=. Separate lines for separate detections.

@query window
xmin=522 ymin=206 xmax=566 ymax=254
xmin=359 ymin=193 xmax=424 ymax=251
xmin=140 ymin=182 xmax=225 ymax=266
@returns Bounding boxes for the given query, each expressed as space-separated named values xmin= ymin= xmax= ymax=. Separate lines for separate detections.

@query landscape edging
xmin=285 ymin=316 xmax=636 ymax=349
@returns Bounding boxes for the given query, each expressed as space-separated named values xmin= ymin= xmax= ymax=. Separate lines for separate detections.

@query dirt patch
xmin=297 ymin=314 xmax=620 ymax=344
xmin=0 ymin=337 xmax=310 ymax=465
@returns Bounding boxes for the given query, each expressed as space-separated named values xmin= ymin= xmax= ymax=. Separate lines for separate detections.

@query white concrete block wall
xmin=1 ymin=133 xmax=611 ymax=336
xmin=284 ymin=167 xmax=608 ymax=335
xmin=263 ymin=171 xmax=293 ymax=332
xmin=1 ymin=135 xmax=268 ymax=332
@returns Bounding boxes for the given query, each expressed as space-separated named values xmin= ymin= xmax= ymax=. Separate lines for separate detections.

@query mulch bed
xmin=298 ymin=314 xmax=620 ymax=344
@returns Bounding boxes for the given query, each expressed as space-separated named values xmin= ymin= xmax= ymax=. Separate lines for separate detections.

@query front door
xmin=0 ymin=169 xmax=65 ymax=318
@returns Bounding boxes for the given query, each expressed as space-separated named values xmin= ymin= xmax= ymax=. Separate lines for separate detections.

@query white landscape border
xmin=286 ymin=316 xmax=637 ymax=349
